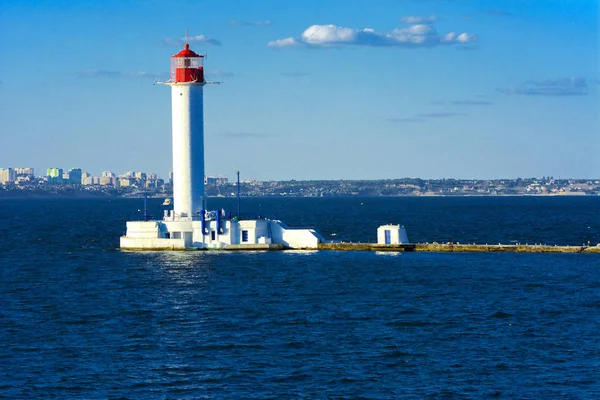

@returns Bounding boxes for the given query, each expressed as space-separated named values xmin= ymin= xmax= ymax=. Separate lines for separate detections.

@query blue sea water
xmin=1 ymin=196 xmax=599 ymax=399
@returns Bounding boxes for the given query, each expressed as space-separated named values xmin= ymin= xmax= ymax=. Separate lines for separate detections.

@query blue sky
xmin=0 ymin=0 xmax=598 ymax=180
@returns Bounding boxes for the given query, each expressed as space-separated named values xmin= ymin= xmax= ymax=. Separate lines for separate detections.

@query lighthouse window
xmin=242 ymin=230 xmax=249 ymax=243
xmin=211 ymin=230 xmax=216 ymax=241
xmin=184 ymin=58 xmax=191 ymax=67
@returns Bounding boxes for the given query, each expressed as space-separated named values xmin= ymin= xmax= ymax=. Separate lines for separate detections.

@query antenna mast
xmin=237 ymin=170 xmax=241 ymax=218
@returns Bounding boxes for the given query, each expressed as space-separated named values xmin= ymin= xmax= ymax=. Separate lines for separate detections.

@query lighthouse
xmin=167 ymin=43 xmax=206 ymax=219
xmin=120 ymin=39 xmax=324 ymax=250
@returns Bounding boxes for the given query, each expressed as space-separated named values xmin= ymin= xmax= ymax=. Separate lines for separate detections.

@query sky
xmin=0 ymin=0 xmax=598 ymax=180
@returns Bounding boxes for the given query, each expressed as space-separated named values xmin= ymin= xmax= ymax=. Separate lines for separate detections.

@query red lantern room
xmin=170 ymin=43 xmax=205 ymax=83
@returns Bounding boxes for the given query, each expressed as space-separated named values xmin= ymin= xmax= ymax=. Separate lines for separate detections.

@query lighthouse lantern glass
xmin=170 ymin=55 xmax=204 ymax=83
xmin=178 ymin=57 xmax=200 ymax=68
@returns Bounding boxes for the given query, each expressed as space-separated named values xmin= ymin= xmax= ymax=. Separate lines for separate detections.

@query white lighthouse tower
xmin=120 ymin=39 xmax=323 ymax=250
xmin=167 ymin=43 xmax=206 ymax=219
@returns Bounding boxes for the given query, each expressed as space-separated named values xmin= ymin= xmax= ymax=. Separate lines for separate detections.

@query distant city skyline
xmin=0 ymin=0 xmax=598 ymax=180
xmin=0 ymin=164 xmax=597 ymax=186
xmin=1 ymin=164 xmax=598 ymax=198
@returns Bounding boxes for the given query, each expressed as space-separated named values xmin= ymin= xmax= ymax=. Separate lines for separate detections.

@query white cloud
xmin=267 ymin=37 xmax=302 ymax=48
xmin=441 ymin=32 xmax=456 ymax=42
xmin=457 ymin=33 xmax=475 ymax=43
xmin=400 ymin=15 xmax=437 ymax=24
xmin=405 ymin=24 xmax=436 ymax=35
xmin=301 ymin=24 xmax=357 ymax=45
xmin=188 ymin=34 xmax=221 ymax=46
xmin=268 ymin=23 xmax=476 ymax=49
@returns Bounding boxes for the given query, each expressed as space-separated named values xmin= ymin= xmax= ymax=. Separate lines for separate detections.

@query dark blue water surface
xmin=1 ymin=196 xmax=599 ymax=399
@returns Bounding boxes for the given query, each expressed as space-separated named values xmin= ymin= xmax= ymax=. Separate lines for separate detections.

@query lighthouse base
xmin=120 ymin=218 xmax=323 ymax=251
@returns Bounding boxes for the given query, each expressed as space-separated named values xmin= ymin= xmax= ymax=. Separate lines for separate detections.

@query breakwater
xmin=317 ymin=242 xmax=600 ymax=254
xmin=123 ymin=242 xmax=600 ymax=253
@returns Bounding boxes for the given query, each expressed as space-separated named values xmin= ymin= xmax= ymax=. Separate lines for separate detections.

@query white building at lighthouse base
xmin=120 ymin=211 xmax=324 ymax=250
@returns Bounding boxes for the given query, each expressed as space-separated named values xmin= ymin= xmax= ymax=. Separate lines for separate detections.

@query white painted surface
xmin=170 ymin=83 xmax=205 ymax=218
xmin=120 ymin=237 xmax=186 ymax=250
xmin=125 ymin=221 xmax=161 ymax=238
xmin=121 ymin=218 xmax=322 ymax=250
xmin=269 ymin=220 xmax=323 ymax=249
xmin=377 ymin=224 xmax=410 ymax=244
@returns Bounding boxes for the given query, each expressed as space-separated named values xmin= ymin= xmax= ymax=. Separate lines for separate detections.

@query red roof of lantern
xmin=173 ymin=43 xmax=202 ymax=58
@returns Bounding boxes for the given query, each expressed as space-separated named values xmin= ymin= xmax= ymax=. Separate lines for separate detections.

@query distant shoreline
xmin=0 ymin=192 xmax=596 ymax=200
xmin=2 ymin=178 xmax=597 ymax=198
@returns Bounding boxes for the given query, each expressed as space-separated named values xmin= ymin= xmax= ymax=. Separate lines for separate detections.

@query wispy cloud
xmin=78 ymin=69 xmax=122 ymax=78
xmin=268 ymin=23 xmax=476 ymax=49
xmin=400 ymin=15 xmax=437 ymax=24
xmin=129 ymin=71 xmax=165 ymax=79
xmin=189 ymin=34 xmax=221 ymax=46
xmin=434 ymin=100 xmax=494 ymax=106
xmin=500 ymin=77 xmax=589 ymax=96
xmin=386 ymin=117 xmax=425 ymax=123
xmin=280 ymin=72 xmax=310 ymax=78
xmin=452 ymin=100 xmax=494 ymax=105
xmin=161 ymin=34 xmax=221 ymax=47
xmin=229 ymin=19 xmax=272 ymax=27
xmin=76 ymin=70 xmax=163 ymax=80
xmin=417 ymin=112 xmax=466 ymax=118
xmin=387 ymin=112 xmax=466 ymax=123
xmin=220 ymin=132 xmax=273 ymax=138
xmin=205 ymin=70 xmax=235 ymax=80
xmin=456 ymin=45 xmax=479 ymax=51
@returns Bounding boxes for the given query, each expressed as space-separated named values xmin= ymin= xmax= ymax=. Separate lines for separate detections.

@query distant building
xmin=15 ymin=167 xmax=35 ymax=177
xmin=47 ymin=168 xmax=64 ymax=184
xmin=15 ymin=175 xmax=34 ymax=184
xmin=101 ymin=171 xmax=116 ymax=178
xmin=119 ymin=177 xmax=133 ymax=187
xmin=68 ymin=168 xmax=83 ymax=184
xmin=205 ymin=176 xmax=229 ymax=185
xmin=81 ymin=171 xmax=91 ymax=185
xmin=100 ymin=176 xmax=117 ymax=186
xmin=133 ymin=171 xmax=147 ymax=187
xmin=145 ymin=173 xmax=160 ymax=188
xmin=0 ymin=168 xmax=17 ymax=184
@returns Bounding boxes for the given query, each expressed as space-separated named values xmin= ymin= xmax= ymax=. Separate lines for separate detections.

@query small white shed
xmin=377 ymin=224 xmax=409 ymax=244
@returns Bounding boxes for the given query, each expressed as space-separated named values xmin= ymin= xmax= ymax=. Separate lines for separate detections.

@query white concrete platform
xmin=120 ymin=217 xmax=324 ymax=250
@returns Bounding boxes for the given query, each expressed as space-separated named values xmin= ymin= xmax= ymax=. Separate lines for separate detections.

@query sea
xmin=1 ymin=196 xmax=599 ymax=399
